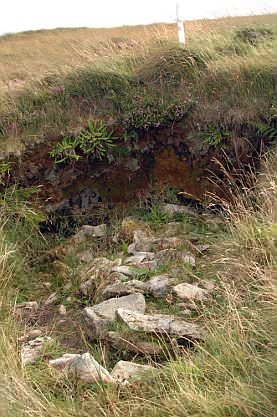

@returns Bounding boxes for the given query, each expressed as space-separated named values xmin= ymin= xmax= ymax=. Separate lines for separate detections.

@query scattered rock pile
xmin=17 ymin=209 xmax=217 ymax=385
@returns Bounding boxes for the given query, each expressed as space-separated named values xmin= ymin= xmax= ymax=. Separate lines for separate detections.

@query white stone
xmin=84 ymin=293 xmax=146 ymax=339
xmin=111 ymin=360 xmax=156 ymax=382
xmin=116 ymin=309 xmax=203 ymax=340
xmin=125 ymin=252 xmax=155 ymax=266
xmin=173 ymin=283 xmax=208 ymax=302
xmin=49 ymin=352 xmax=115 ymax=383
xmin=147 ymin=275 xmax=171 ymax=298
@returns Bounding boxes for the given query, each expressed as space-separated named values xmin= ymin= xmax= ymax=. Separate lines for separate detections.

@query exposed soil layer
xmin=7 ymin=121 xmax=263 ymax=213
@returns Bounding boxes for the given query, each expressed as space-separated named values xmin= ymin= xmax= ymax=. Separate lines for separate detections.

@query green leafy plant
xmin=49 ymin=136 xmax=81 ymax=163
xmin=203 ymin=125 xmax=230 ymax=147
xmin=78 ymin=121 xmax=116 ymax=159
xmin=141 ymin=204 xmax=171 ymax=225
xmin=50 ymin=120 xmax=117 ymax=164
xmin=130 ymin=266 xmax=152 ymax=281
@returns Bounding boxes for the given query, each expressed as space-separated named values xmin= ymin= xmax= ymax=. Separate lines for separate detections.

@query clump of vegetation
xmin=50 ymin=120 xmax=117 ymax=163
xmin=235 ymin=26 xmax=274 ymax=45
xmin=121 ymin=98 xmax=193 ymax=130
xmin=134 ymin=47 xmax=207 ymax=85
xmin=202 ymin=124 xmax=230 ymax=147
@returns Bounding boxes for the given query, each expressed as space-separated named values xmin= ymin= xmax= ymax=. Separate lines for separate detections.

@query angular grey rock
xmin=84 ymin=293 xmax=146 ymax=339
xmin=111 ymin=360 xmax=156 ymax=382
xmin=102 ymin=279 xmax=148 ymax=298
xmin=125 ymin=252 xmax=155 ymax=266
xmin=130 ymin=230 xmax=161 ymax=253
xmin=111 ymin=266 xmax=135 ymax=277
xmin=21 ymin=336 xmax=52 ymax=366
xmin=73 ymin=224 xmax=108 ymax=243
xmin=49 ymin=352 xmax=115 ymax=383
xmin=147 ymin=275 xmax=171 ymax=298
xmin=116 ymin=309 xmax=203 ymax=340
xmin=173 ymin=283 xmax=208 ymax=302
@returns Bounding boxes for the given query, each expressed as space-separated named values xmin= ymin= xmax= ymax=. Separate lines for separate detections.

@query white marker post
xmin=176 ymin=1 xmax=185 ymax=48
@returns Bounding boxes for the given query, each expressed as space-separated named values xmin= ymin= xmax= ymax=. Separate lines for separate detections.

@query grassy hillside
xmin=1 ymin=14 xmax=277 ymax=156
xmin=1 ymin=14 xmax=276 ymax=95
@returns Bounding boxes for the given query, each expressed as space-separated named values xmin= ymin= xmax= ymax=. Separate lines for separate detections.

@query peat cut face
xmin=8 ymin=122 xmax=263 ymax=213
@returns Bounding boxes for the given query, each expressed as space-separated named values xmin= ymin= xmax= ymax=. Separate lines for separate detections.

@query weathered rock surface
xmin=116 ymin=309 xmax=203 ymax=340
xmin=173 ymin=283 xmax=208 ymax=302
xmin=84 ymin=293 xmax=146 ymax=339
xmin=111 ymin=266 xmax=135 ymax=277
xmin=147 ymin=275 xmax=171 ymax=298
xmin=125 ymin=252 xmax=155 ymax=266
xmin=21 ymin=336 xmax=52 ymax=366
xmin=73 ymin=224 xmax=108 ymax=243
xmin=49 ymin=352 xmax=115 ymax=383
xmin=111 ymin=360 xmax=156 ymax=382
xmin=102 ymin=279 xmax=148 ymax=298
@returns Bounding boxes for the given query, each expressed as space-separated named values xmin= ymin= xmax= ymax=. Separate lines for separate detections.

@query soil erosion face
xmin=9 ymin=122 xmax=262 ymax=212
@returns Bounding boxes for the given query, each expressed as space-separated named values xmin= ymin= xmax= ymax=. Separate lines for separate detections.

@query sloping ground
xmin=1 ymin=13 xmax=276 ymax=96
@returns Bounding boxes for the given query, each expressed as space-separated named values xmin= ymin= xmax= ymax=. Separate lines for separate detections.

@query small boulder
xmin=116 ymin=309 xmax=203 ymax=340
xmin=111 ymin=266 xmax=135 ymax=278
xmin=49 ymin=352 xmax=115 ymax=383
xmin=173 ymin=283 xmax=208 ymax=302
xmin=84 ymin=293 xmax=146 ymax=339
xmin=111 ymin=360 xmax=156 ymax=382
xmin=73 ymin=224 xmax=108 ymax=243
xmin=102 ymin=279 xmax=148 ymax=299
xmin=147 ymin=275 xmax=171 ymax=298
